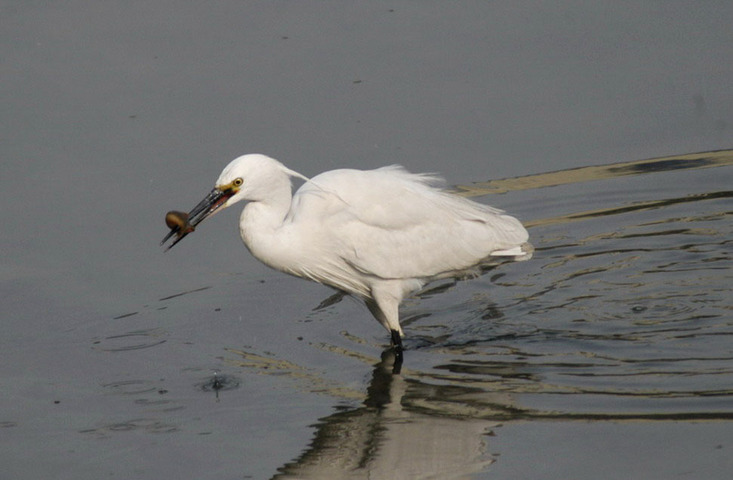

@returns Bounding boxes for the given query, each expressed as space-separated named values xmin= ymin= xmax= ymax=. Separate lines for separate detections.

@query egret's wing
xmin=289 ymin=166 xmax=528 ymax=281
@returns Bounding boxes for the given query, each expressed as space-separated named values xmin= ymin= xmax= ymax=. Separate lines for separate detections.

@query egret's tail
xmin=490 ymin=242 xmax=534 ymax=261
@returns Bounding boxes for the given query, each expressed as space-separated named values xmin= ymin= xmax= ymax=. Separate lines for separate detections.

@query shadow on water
xmin=215 ymin=149 xmax=733 ymax=477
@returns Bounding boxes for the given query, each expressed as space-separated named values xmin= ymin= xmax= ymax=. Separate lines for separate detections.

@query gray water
xmin=2 ymin=2 xmax=733 ymax=479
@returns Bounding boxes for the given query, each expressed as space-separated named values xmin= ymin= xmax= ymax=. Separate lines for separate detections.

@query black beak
xmin=161 ymin=187 xmax=233 ymax=250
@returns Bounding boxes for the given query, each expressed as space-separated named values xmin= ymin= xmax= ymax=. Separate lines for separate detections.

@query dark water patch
xmin=312 ymin=291 xmax=346 ymax=310
xmin=158 ymin=286 xmax=212 ymax=301
xmin=608 ymin=157 xmax=717 ymax=175
xmin=102 ymin=380 xmax=162 ymax=396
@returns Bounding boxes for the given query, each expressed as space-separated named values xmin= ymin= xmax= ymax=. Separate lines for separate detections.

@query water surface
xmin=2 ymin=2 xmax=733 ymax=479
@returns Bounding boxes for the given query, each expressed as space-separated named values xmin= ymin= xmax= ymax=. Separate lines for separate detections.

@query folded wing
xmin=287 ymin=166 xmax=529 ymax=282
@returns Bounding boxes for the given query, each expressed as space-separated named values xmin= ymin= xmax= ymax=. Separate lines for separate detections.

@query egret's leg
xmin=365 ymin=299 xmax=393 ymax=336
xmin=390 ymin=329 xmax=404 ymax=353
xmin=366 ymin=300 xmax=404 ymax=371
xmin=366 ymin=286 xmax=405 ymax=366
xmin=366 ymin=292 xmax=404 ymax=340
xmin=389 ymin=330 xmax=404 ymax=374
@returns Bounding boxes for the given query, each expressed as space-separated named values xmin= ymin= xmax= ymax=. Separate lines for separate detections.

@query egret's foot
xmin=390 ymin=329 xmax=403 ymax=350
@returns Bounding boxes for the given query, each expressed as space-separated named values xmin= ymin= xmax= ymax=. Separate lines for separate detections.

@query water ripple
xmin=92 ymin=328 xmax=167 ymax=352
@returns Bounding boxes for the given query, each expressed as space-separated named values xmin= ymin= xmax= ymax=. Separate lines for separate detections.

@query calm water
xmin=3 ymin=2 xmax=733 ymax=479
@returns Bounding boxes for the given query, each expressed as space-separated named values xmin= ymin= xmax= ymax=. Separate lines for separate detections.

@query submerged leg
xmin=390 ymin=329 xmax=403 ymax=350
xmin=388 ymin=331 xmax=403 ymax=374
xmin=390 ymin=328 xmax=404 ymax=367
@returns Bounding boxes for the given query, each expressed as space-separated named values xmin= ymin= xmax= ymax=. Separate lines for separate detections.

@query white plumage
xmin=164 ymin=154 xmax=532 ymax=354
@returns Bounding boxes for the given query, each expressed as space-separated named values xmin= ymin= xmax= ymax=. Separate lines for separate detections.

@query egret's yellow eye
xmin=233 ymin=178 xmax=243 ymax=187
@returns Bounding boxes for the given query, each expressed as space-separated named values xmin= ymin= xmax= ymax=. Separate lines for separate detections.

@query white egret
xmin=162 ymin=154 xmax=532 ymax=358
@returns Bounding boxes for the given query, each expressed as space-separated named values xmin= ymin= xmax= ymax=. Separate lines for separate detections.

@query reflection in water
xmin=270 ymin=353 xmax=497 ymax=479
xmin=454 ymin=149 xmax=733 ymax=196
xmin=227 ymin=149 xmax=732 ymax=477
xmin=525 ymin=190 xmax=732 ymax=228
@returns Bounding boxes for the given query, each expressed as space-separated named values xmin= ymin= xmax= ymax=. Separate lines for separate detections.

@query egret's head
xmin=161 ymin=154 xmax=306 ymax=250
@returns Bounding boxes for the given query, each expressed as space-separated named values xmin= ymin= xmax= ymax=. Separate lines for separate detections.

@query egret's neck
xmin=238 ymin=181 xmax=294 ymax=270
xmin=240 ymin=180 xmax=292 ymax=230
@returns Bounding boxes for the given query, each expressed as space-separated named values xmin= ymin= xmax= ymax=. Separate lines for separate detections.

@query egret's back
xmin=284 ymin=166 xmax=530 ymax=286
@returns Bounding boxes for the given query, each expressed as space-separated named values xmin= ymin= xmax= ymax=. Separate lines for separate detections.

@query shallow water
xmin=3 ymin=151 xmax=731 ymax=478
xmin=3 ymin=2 xmax=733 ymax=479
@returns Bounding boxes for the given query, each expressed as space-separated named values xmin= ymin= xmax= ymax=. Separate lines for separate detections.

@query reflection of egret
xmin=162 ymin=154 xmax=532 ymax=356
xmin=272 ymin=351 xmax=498 ymax=479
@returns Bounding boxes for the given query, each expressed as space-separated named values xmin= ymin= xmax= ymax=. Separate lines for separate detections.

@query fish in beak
xmin=161 ymin=185 xmax=237 ymax=250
